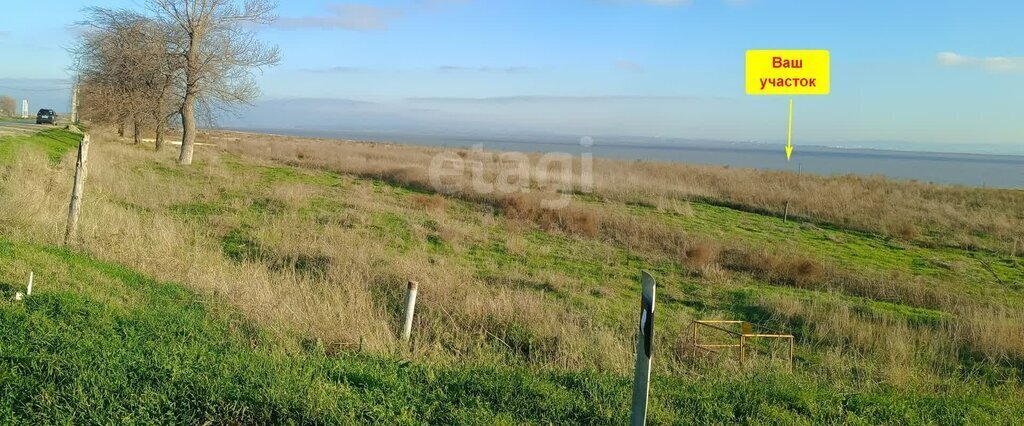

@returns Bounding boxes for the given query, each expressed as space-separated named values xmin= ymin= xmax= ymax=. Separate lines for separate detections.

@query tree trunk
xmin=179 ymin=34 xmax=199 ymax=166
xmin=132 ymin=118 xmax=141 ymax=145
xmin=117 ymin=122 xmax=125 ymax=137
xmin=154 ymin=85 xmax=168 ymax=152
xmin=154 ymin=120 xmax=164 ymax=152
xmin=179 ymin=94 xmax=196 ymax=165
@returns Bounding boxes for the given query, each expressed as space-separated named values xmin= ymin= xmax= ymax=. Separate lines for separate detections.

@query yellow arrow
xmin=785 ymin=98 xmax=794 ymax=160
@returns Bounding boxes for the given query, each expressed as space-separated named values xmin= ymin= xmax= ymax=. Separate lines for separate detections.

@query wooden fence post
xmin=783 ymin=201 xmax=790 ymax=223
xmin=691 ymin=322 xmax=698 ymax=358
xmin=27 ymin=271 xmax=33 ymax=296
xmin=1012 ymin=239 xmax=1019 ymax=267
xmin=788 ymin=336 xmax=795 ymax=371
xmin=739 ymin=335 xmax=746 ymax=364
xmin=401 ymin=280 xmax=419 ymax=342
xmin=630 ymin=271 xmax=657 ymax=426
xmin=64 ymin=134 xmax=90 ymax=245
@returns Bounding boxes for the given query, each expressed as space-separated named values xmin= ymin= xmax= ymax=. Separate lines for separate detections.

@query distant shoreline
xmin=213 ymin=127 xmax=1024 ymax=189
xmin=219 ymin=126 xmax=1024 ymax=159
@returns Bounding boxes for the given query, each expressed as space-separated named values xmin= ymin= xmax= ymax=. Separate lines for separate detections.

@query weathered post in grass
xmin=788 ymin=335 xmax=795 ymax=371
xmin=630 ymin=271 xmax=657 ymax=426
xmin=739 ymin=335 xmax=746 ymax=364
xmin=691 ymin=321 xmax=698 ymax=358
xmin=1012 ymin=238 xmax=1019 ymax=267
xmin=783 ymin=201 xmax=790 ymax=223
xmin=27 ymin=271 xmax=33 ymax=296
xmin=64 ymin=134 xmax=90 ymax=245
xmin=401 ymin=280 xmax=419 ymax=342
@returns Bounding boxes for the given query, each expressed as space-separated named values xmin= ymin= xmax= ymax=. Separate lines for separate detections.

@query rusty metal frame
xmin=691 ymin=320 xmax=794 ymax=370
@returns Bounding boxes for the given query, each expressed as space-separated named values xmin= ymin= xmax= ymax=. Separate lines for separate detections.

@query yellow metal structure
xmin=690 ymin=320 xmax=795 ymax=370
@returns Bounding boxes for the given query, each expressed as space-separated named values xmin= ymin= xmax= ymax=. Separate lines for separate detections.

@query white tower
xmin=71 ymin=83 xmax=79 ymax=124
xmin=21 ymin=99 xmax=28 ymax=118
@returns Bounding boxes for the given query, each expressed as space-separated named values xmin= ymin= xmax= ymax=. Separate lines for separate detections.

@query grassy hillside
xmin=0 ymin=128 xmax=1021 ymax=423
xmin=6 ymin=239 xmax=1020 ymax=423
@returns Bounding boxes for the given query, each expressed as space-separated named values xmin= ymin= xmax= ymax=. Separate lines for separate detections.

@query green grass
xmin=619 ymin=199 xmax=1024 ymax=305
xmin=370 ymin=211 xmax=416 ymax=252
xmin=0 ymin=129 xmax=81 ymax=165
xmin=1 ymin=238 xmax=1021 ymax=424
xmin=2 ymin=130 xmax=1022 ymax=422
xmin=169 ymin=201 xmax=234 ymax=221
xmin=259 ymin=164 xmax=342 ymax=187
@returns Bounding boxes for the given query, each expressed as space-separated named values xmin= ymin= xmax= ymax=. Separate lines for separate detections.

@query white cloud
xmin=614 ymin=0 xmax=751 ymax=5
xmin=274 ymin=1 xmax=474 ymax=31
xmin=407 ymin=95 xmax=697 ymax=103
xmin=641 ymin=0 xmax=692 ymax=4
xmin=437 ymin=65 xmax=535 ymax=74
xmin=936 ymin=51 xmax=1024 ymax=73
xmin=275 ymin=4 xmax=402 ymax=31
xmin=301 ymin=66 xmax=366 ymax=73
xmin=614 ymin=60 xmax=644 ymax=74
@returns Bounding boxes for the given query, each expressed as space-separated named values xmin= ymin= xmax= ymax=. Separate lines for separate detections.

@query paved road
xmin=0 ymin=120 xmax=53 ymax=138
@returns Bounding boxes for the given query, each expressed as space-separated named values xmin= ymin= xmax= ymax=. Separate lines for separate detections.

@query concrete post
xmin=401 ymin=281 xmax=419 ymax=342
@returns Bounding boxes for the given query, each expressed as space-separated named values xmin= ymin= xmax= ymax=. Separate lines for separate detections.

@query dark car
xmin=36 ymin=109 xmax=57 ymax=125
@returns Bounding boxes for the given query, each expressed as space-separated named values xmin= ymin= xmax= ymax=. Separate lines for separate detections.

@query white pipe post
xmin=27 ymin=271 xmax=33 ymax=296
xmin=401 ymin=280 xmax=419 ymax=342
xmin=630 ymin=271 xmax=657 ymax=426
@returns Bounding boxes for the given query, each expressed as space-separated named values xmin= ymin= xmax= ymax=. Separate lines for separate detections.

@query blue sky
xmin=1 ymin=0 xmax=1022 ymax=152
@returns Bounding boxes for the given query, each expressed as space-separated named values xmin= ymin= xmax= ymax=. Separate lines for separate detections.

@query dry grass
xmin=758 ymin=292 xmax=1024 ymax=377
xmin=946 ymin=304 xmax=1024 ymax=363
xmin=213 ymin=130 xmax=1024 ymax=253
xmin=0 ymin=129 xmax=637 ymax=372
xmin=211 ymin=129 xmax=1019 ymax=312
xmin=497 ymin=193 xmax=599 ymax=237
xmin=409 ymin=194 xmax=447 ymax=211
xmin=683 ymin=240 xmax=719 ymax=268
xmin=2 ymin=127 xmax=1021 ymax=388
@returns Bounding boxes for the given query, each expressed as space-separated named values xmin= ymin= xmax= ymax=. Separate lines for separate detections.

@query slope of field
xmin=7 ymin=239 xmax=1019 ymax=423
xmin=0 ymin=128 xmax=1021 ymax=423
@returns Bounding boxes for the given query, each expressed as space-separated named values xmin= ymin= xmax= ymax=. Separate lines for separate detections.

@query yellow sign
xmin=745 ymin=50 xmax=830 ymax=95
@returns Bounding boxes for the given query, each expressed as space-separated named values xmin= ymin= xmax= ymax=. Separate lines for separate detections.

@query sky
xmin=1 ymin=0 xmax=1022 ymax=153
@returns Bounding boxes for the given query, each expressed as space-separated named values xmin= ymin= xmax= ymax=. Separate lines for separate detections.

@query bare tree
xmin=0 ymin=96 xmax=15 ymax=117
xmin=74 ymin=8 xmax=180 ymax=149
xmin=73 ymin=18 xmax=138 ymax=136
xmin=147 ymin=0 xmax=279 ymax=165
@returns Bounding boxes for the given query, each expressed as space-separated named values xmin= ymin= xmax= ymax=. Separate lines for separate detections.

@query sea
xmin=230 ymin=128 xmax=1024 ymax=189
